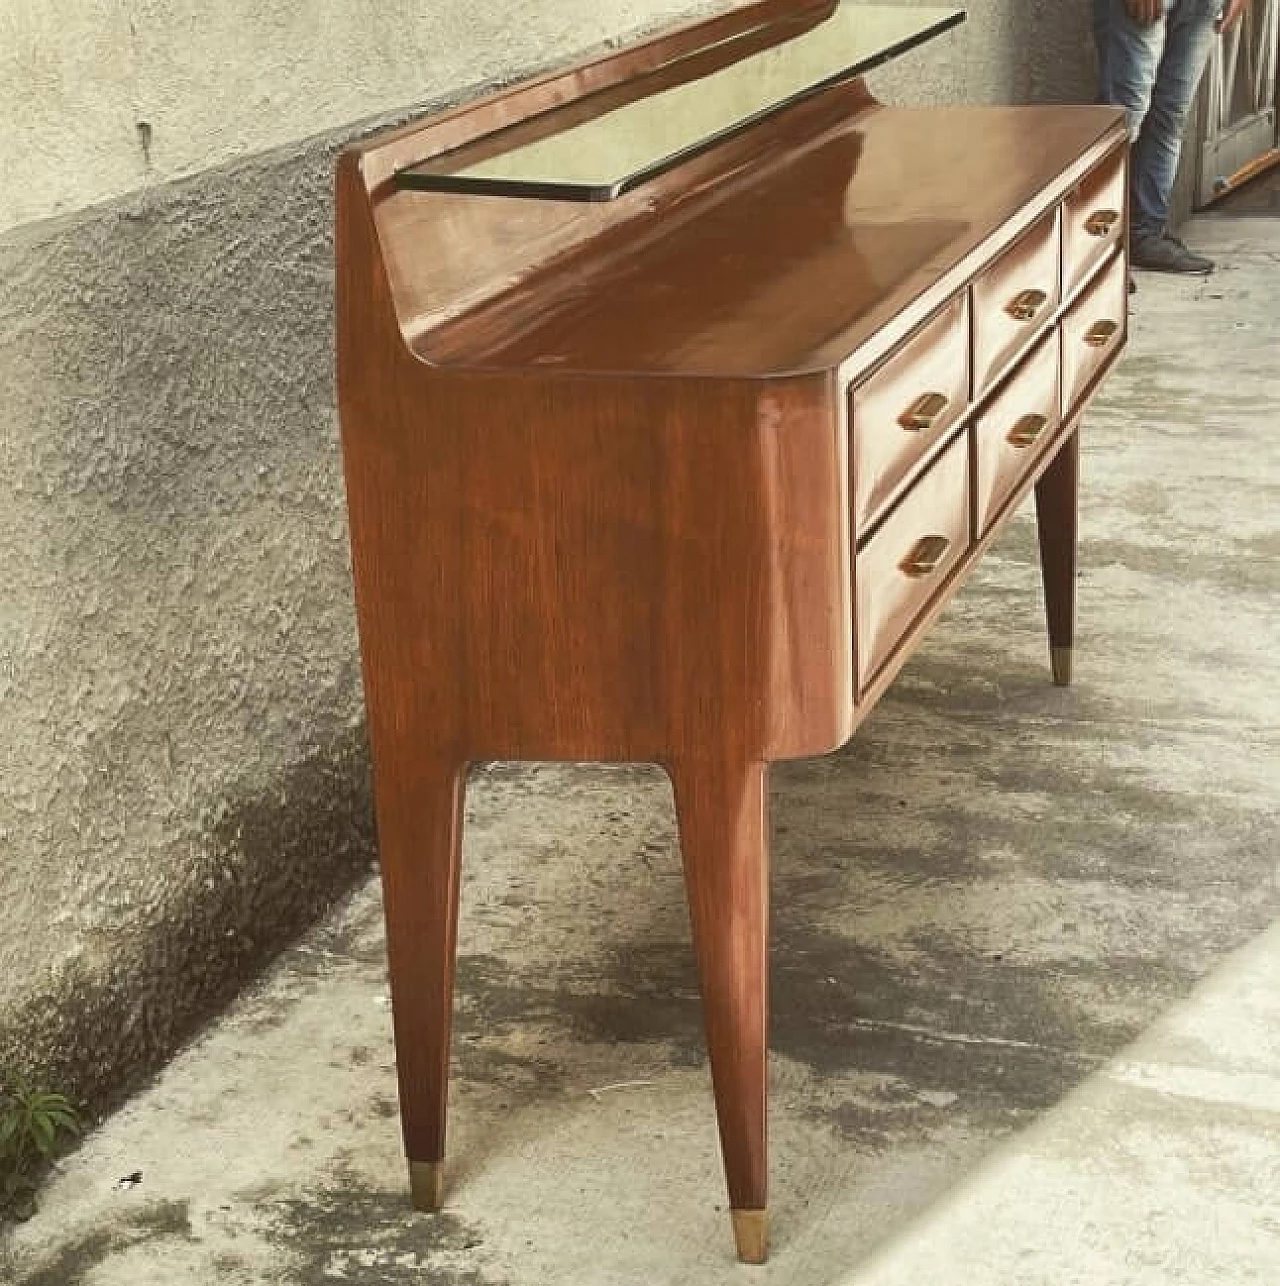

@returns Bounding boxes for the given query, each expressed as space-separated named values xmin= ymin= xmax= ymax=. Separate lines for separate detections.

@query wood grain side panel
xmin=344 ymin=373 xmax=850 ymax=766
xmin=341 ymin=165 xmax=847 ymax=766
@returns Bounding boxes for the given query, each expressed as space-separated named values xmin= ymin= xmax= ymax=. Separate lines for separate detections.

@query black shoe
xmin=1131 ymin=232 xmax=1214 ymax=274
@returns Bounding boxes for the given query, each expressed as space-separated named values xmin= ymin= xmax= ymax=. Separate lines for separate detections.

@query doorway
xmin=1195 ymin=0 xmax=1280 ymax=205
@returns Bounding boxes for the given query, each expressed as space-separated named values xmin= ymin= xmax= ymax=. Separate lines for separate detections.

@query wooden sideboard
xmin=336 ymin=0 xmax=1128 ymax=1264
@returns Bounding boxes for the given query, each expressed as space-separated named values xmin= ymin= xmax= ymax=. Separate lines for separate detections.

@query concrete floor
xmin=5 ymin=211 xmax=1280 ymax=1285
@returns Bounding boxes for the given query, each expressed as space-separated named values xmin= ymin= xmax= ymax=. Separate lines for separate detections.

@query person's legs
xmin=1097 ymin=0 xmax=1167 ymax=167
xmin=1097 ymin=0 xmax=1219 ymax=270
xmin=1130 ymin=0 xmax=1218 ymax=239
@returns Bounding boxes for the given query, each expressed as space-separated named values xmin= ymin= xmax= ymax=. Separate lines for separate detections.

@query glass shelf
xmin=396 ymin=3 xmax=965 ymax=201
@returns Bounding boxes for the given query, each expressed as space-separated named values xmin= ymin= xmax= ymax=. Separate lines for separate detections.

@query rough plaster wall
xmin=866 ymin=0 xmax=1026 ymax=105
xmin=866 ymin=0 xmax=1096 ymax=108
xmin=0 ymin=1 xmax=1102 ymax=1114
xmin=0 ymin=138 xmax=374 ymax=1107
xmin=0 ymin=0 xmax=738 ymax=235
xmin=1023 ymin=0 xmax=1099 ymax=106
xmin=0 ymin=0 xmax=737 ymax=1108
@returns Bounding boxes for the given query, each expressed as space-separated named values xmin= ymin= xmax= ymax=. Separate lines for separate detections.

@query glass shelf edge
xmin=395 ymin=7 xmax=966 ymax=202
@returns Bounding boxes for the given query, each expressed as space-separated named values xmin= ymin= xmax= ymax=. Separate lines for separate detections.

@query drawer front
xmin=856 ymin=431 xmax=971 ymax=690
xmin=974 ymin=332 xmax=1062 ymax=536
xmin=973 ymin=207 xmax=1062 ymax=393
xmin=1062 ymin=251 xmax=1127 ymax=414
xmin=850 ymin=293 xmax=970 ymax=529
xmin=1064 ymin=148 xmax=1126 ymax=295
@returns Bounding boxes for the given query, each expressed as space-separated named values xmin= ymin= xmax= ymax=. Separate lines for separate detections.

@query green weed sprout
xmin=1 ymin=1072 xmax=82 ymax=1220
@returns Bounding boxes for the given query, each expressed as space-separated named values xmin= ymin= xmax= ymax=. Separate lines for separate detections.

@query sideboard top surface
xmin=418 ymin=103 xmax=1124 ymax=379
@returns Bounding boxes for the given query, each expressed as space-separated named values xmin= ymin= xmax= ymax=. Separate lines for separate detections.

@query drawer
xmin=1061 ymin=251 xmax=1127 ymax=414
xmin=855 ymin=430 xmax=971 ymax=690
xmin=972 ymin=207 xmax=1062 ymax=393
xmin=850 ymin=293 xmax=970 ymax=529
xmin=973 ymin=332 xmax=1062 ymax=537
xmin=1064 ymin=148 xmax=1126 ymax=295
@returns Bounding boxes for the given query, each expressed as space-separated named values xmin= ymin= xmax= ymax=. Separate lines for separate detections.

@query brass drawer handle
xmin=898 ymin=391 xmax=950 ymax=432
xmin=1006 ymin=413 xmax=1049 ymax=449
xmin=1085 ymin=208 xmax=1120 ymax=237
xmin=1084 ymin=319 xmax=1119 ymax=348
xmin=1007 ymin=288 xmax=1049 ymax=322
xmin=899 ymin=534 xmax=951 ymax=578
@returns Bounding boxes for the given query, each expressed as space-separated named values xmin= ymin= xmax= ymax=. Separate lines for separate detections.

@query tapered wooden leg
xmin=1035 ymin=429 xmax=1079 ymax=687
xmin=668 ymin=758 xmax=770 ymax=1264
xmin=375 ymin=758 xmax=468 ymax=1211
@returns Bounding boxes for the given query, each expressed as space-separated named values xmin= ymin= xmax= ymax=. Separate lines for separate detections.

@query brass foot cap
xmin=731 ymin=1209 xmax=769 ymax=1264
xmin=1051 ymin=646 xmax=1073 ymax=687
xmin=409 ymin=1160 xmax=444 ymax=1211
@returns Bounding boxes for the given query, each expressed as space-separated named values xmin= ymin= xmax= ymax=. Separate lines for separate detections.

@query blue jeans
xmin=1092 ymin=0 xmax=1219 ymax=239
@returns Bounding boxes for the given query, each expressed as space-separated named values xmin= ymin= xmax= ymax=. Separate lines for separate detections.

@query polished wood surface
xmin=975 ymin=332 xmax=1062 ymax=535
xmin=1036 ymin=430 xmax=1080 ymax=688
xmin=336 ymin=0 xmax=1128 ymax=1263
xmin=1064 ymin=147 xmax=1127 ymax=292
xmin=972 ymin=206 xmax=1061 ymax=392
xmin=421 ymin=105 xmax=1121 ymax=378
xmin=671 ymin=758 xmax=770 ymax=1242
xmin=856 ymin=430 xmax=971 ymax=690
xmin=851 ymin=292 xmax=969 ymax=527
xmin=855 ymin=410 xmax=1090 ymax=721
xmin=1061 ymin=254 xmax=1128 ymax=413
xmin=376 ymin=757 xmax=466 ymax=1190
